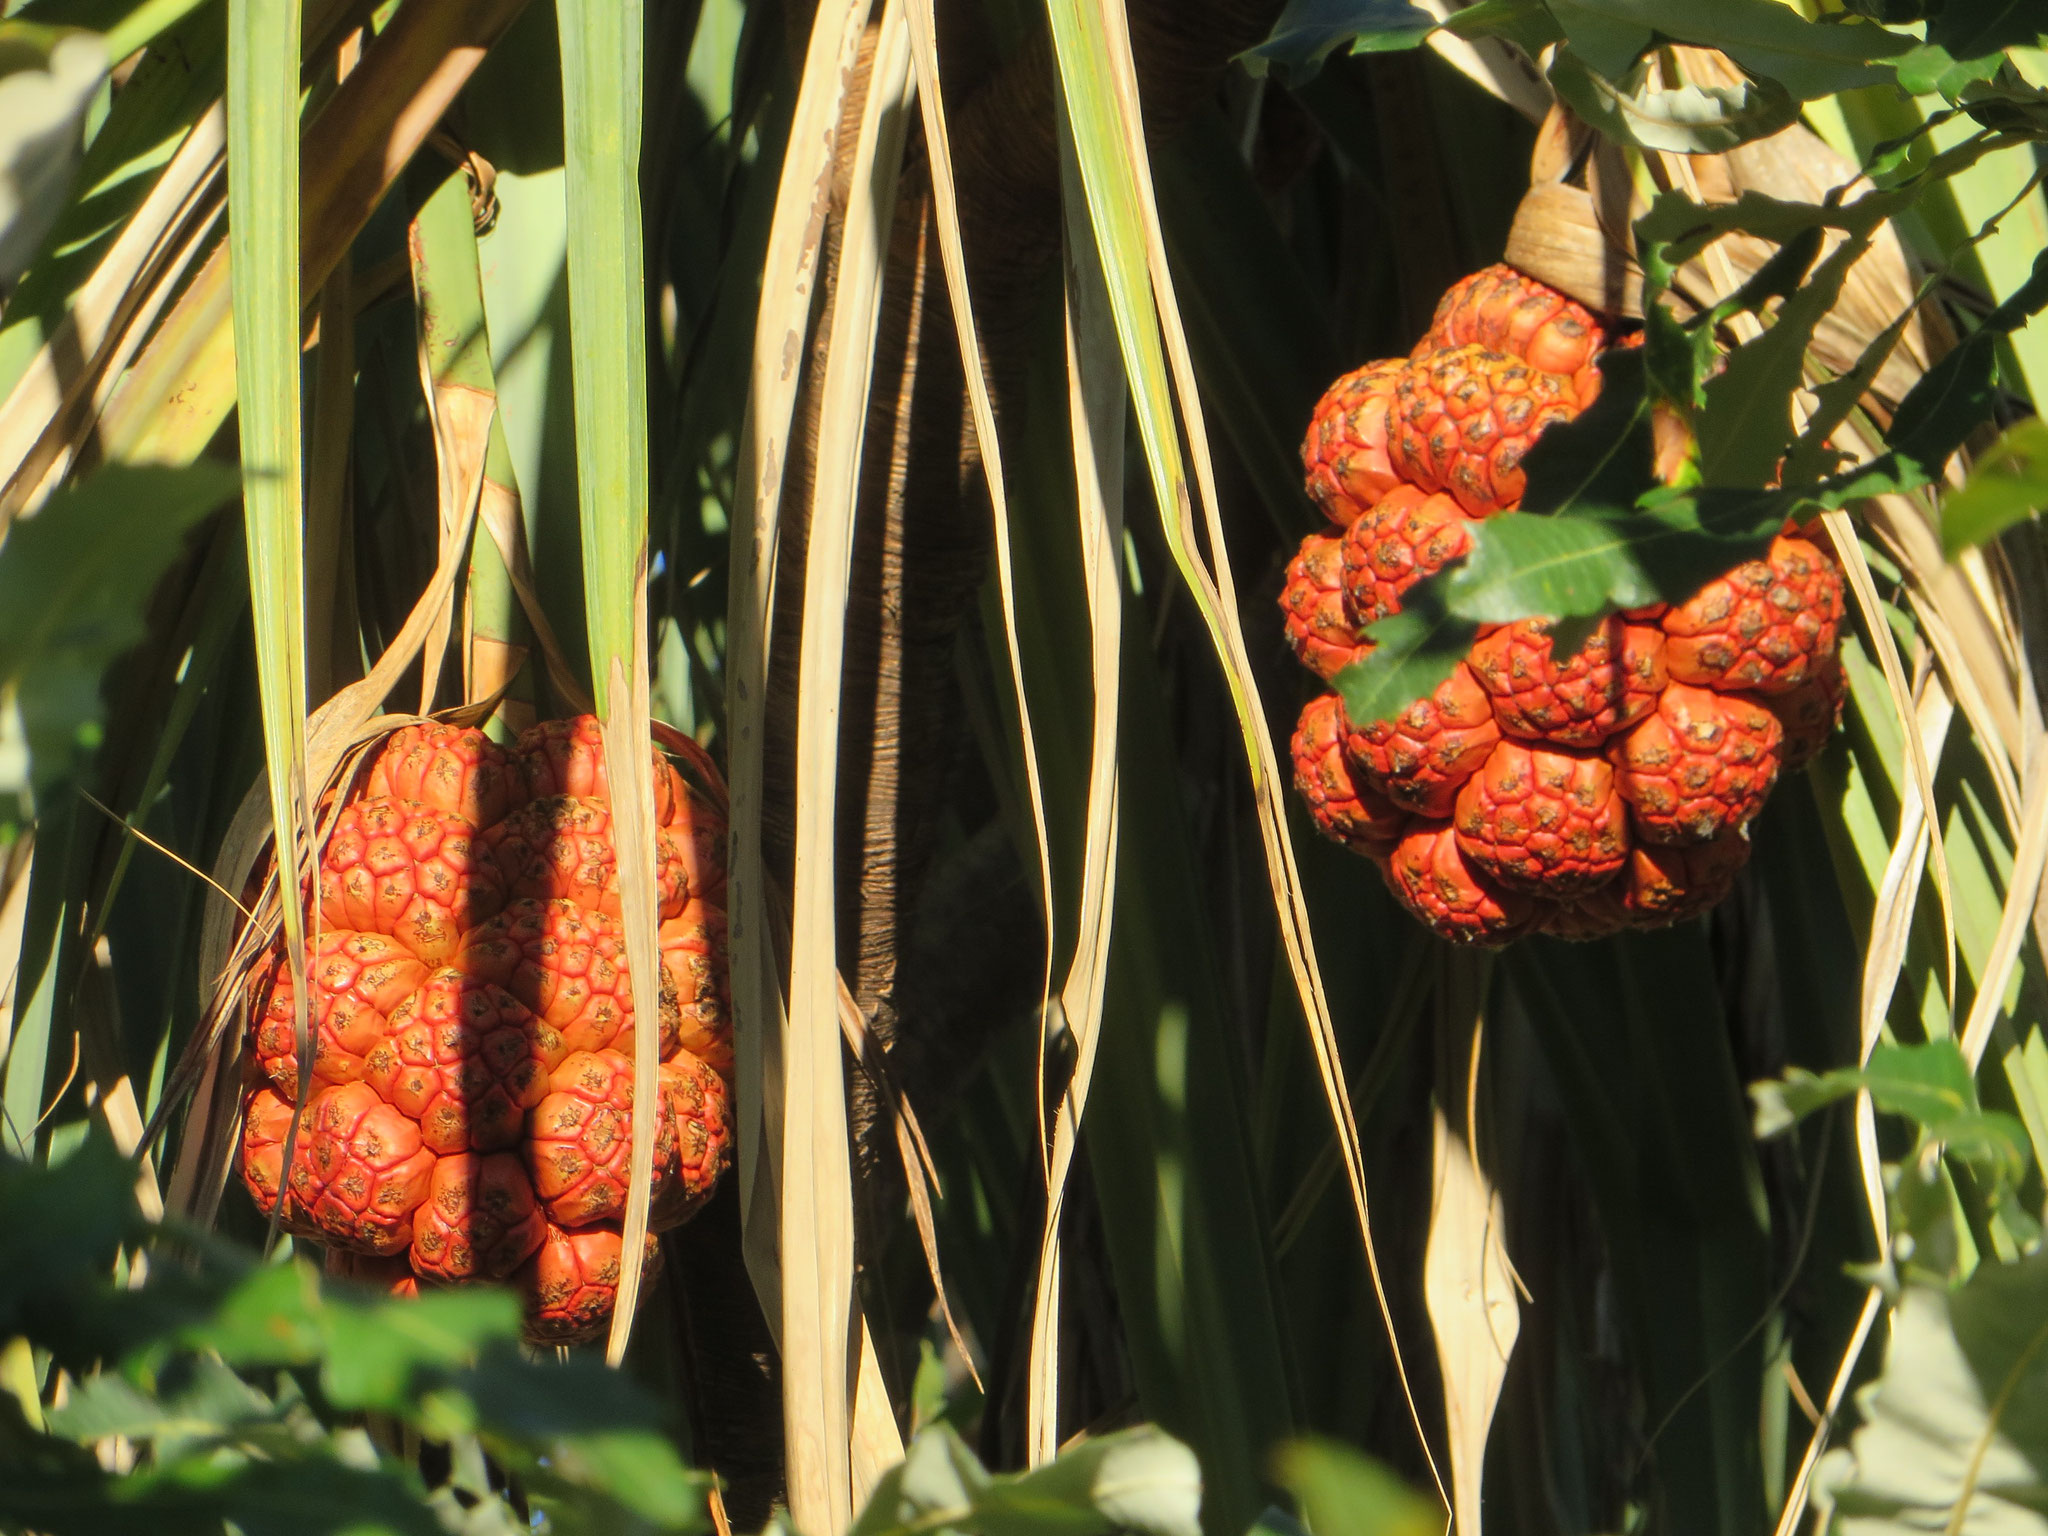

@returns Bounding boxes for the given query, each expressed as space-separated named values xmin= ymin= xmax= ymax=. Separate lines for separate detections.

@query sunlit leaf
xmin=0 ymin=461 xmax=238 ymax=792
xmin=1238 ymin=0 xmax=1434 ymax=77
xmin=1270 ymin=1437 xmax=1437 ymax=1536
xmin=1940 ymin=418 xmax=2048 ymax=555
xmin=1548 ymin=48 xmax=1802 ymax=153
xmin=1816 ymin=1262 xmax=2048 ymax=1533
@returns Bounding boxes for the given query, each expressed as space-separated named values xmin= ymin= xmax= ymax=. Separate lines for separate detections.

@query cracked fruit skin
xmin=1421 ymin=263 xmax=1606 ymax=382
xmin=1291 ymin=694 xmax=1409 ymax=857
xmin=1467 ymin=616 xmax=1666 ymax=749
xmin=1382 ymin=822 xmax=1541 ymax=944
xmin=1453 ymin=742 xmax=1629 ymax=896
xmin=1339 ymin=484 xmax=1473 ymax=627
xmin=235 ymin=716 xmax=734 ymax=1345
xmin=1303 ymin=358 xmax=1405 ymax=525
xmin=1280 ymin=263 xmax=1844 ymax=943
xmin=1348 ymin=662 xmax=1500 ymax=819
xmin=1391 ymin=343 xmax=1591 ymax=517
xmin=1282 ymin=534 xmax=1367 ymax=679
xmin=1609 ymin=683 xmax=1782 ymax=844
xmin=1661 ymin=535 xmax=1844 ymax=695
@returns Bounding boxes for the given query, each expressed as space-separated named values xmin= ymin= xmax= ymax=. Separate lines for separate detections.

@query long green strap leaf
xmin=225 ymin=0 xmax=311 ymax=1198
xmin=554 ymin=0 xmax=663 ymax=1365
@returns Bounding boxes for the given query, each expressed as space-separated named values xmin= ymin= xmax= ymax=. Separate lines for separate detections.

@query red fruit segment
xmin=1420 ymin=264 xmax=1606 ymax=381
xmin=363 ymin=723 xmax=520 ymax=826
xmin=409 ymin=1150 xmax=547 ymax=1281
xmin=1391 ymin=344 xmax=1589 ymax=517
xmin=651 ymin=1053 xmax=733 ymax=1231
xmin=517 ymin=715 xmax=686 ymax=826
xmin=1302 ymin=358 xmax=1406 ymax=524
xmin=659 ymin=901 xmax=733 ymax=1080
xmin=249 ymin=930 xmax=428 ymax=1096
xmin=456 ymin=900 xmax=654 ymax=1068
xmin=1339 ymin=485 xmax=1472 ymax=626
xmin=519 ymin=1222 xmax=663 ymax=1345
xmin=1382 ymin=822 xmax=1541 ymax=945
xmin=1453 ymin=742 xmax=1628 ymax=896
xmin=361 ymin=971 xmax=548 ymax=1154
xmin=1662 ymin=535 xmax=1844 ymax=695
xmin=240 ymin=1085 xmax=300 ymax=1222
xmin=525 ymin=1048 xmax=675 ymax=1229
xmin=1282 ymin=534 xmax=1367 ymax=679
xmin=318 ymin=798 xmax=504 ymax=964
xmin=1609 ymin=683 xmax=1781 ymax=844
xmin=1290 ymin=694 xmax=1408 ymax=857
xmin=1466 ymin=616 xmax=1666 ymax=749
xmin=1624 ymin=831 xmax=1751 ymax=924
xmin=667 ymin=794 xmax=727 ymax=909
xmin=1348 ymin=662 xmax=1500 ymax=818
xmin=289 ymin=1082 xmax=437 ymax=1255
xmin=1764 ymin=655 xmax=1846 ymax=772
xmin=485 ymin=795 xmax=689 ymax=921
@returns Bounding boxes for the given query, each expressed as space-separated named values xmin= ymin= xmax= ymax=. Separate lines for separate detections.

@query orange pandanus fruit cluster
xmin=1284 ymin=266 xmax=1846 ymax=945
xmin=238 ymin=717 xmax=733 ymax=1342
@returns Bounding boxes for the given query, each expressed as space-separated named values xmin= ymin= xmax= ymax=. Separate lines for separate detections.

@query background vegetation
xmin=3 ymin=1 xmax=2048 ymax=1534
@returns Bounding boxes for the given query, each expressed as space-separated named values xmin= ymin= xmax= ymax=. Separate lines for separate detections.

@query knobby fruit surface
xmin=1282 ymin=534 xmax=1367 ymax=679
xmin=1303 ymin=358 xmax=1405 ymax=525
xmin=1290 ymin=694 xmax=1409 ymax=858
xmin=1280 ymin=262 xmax=1845 ymax=945
xmin=236 ymin=716 xmax=733 ymax=1343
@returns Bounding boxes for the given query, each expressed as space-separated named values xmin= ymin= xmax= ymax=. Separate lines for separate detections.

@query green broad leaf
xmin=1747 ymin=1043 xmax=2028 ymax=1194
xmin=117 ymin=1454 xmax=446 ymax=1536
xmin=1928 ymin=0 xmax=2048 ymax=59
xmin=1518 ymin=345 xmax=1655 ymax=514
xmin=1887 ymin=247 xmax=2048 ymax=485
xmin=0 ymin=461 xmax=239 ymax=792
xmin=0 ymin=1454 xmax=446 ymax=1536
xmin=0 ymin=1131 xmax=146 ymax=1332
xmin=510 ymin=1426 xmax=710 ymax=1532
xmin=1547 ymin=47 xmax=1801 ymax=153
xmin=0 ymin=24 xmax=106 ymax=293
xmin=1782 ymin=278 xmax=1934 ymax=486
xmin=1335 ymin=488 xmax=1790 ymax=725
xmin=1893 ymin=42 xmax=2007 ymax=98
xmin=1238 ymin=0 xmax=1435 ymax=77
xmin=44 ymin=1356 xmax=275 ymax=1444
xmin=1941 ymin=419 xmax=2048 ymax=556
xmin=852 ymin=1425 xmax=1202 ymax=1536
xmin=1445 ymin=489 xmax=1790 ymax=623
xmin=853 ymin=1426 xmax=991 ymax=1536
xmin=1269 ymin=1437 xmax=1438 ymax=1536
xmin=1545 ymin=0 xmax=1652 ymax=78
xmin=1553 ymin=0 xmax=1914 ymax=100
xmin=1699 ymin=230 xmax=1869 ymax=486
xmin=1334 ymin=605 xmax=1480 ymax=733
xmin=1815 ymin=1261 xmax=2048 ymax=1532
xmin=184 ymin=1263 xmax=525 ymax=1415
xmin=1634 ymin=185 xmax=1882 ymax=258
xmin=1438 ymin=0 xmax=1564 ymax=57
xmin=312 ymin=1288 xmax=525 ymax=1413
xmin=982 ymin=1427 xmax=1203 ymax=1536
xmin=172 ymin=1261 xmax=326 ymax=1368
